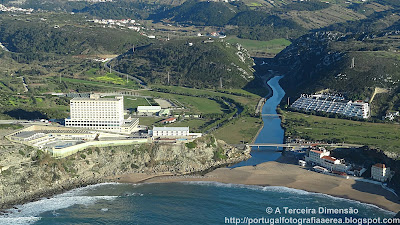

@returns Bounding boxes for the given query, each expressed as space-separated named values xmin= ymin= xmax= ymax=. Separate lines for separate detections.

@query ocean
xmin=0 ymin=182 xmax=395 ymax=225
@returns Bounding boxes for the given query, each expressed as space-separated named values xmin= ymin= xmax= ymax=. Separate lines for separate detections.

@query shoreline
xmin=113 ymin=159 xmax=400 ymax=213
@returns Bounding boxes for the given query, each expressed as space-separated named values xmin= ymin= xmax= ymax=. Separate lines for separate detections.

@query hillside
xmin=112 ymin=38 xmax=255 ymax=89
xmin=0 ymin=14 xmax=149 ymax=55
xmin=273 ymin=10 xmax=400 ymax=118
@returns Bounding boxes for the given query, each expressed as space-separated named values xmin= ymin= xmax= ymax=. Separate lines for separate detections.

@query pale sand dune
xmin=112 ymin=161 xmax=400 ymax=212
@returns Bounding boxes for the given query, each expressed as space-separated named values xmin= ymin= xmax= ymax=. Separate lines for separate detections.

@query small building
xmin=159 ymin=109 xmax=170 ymax=116
xmin=137 ymin=106 xmax=161 ymax=114
xmin=371 ymin=163 xmax=391 ymax=182
xmin=160 ymin=117 xmax=176 ymax=124
xmin=152 ymin=127 xmax=189 ymax=137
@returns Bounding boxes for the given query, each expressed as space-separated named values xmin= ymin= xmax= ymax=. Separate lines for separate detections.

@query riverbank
xmin=114 ymin=158 xmax=400 ymax=212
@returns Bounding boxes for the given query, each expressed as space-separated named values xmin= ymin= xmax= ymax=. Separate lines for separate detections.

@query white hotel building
xmin=305 ymin=148 xmax=350 ymax=172
xmin=291 ymin=94 xmax=370 ymax=119
xmin=65 ymin=94 xmax=138 ymax=134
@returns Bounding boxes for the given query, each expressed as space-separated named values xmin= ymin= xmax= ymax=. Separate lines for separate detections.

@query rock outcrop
xmin=0 ymin=136 xmax=250 ymax=210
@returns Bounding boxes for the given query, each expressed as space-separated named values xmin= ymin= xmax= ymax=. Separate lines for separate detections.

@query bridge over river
xmin=248 ymin=143 xmax=363 ymax=149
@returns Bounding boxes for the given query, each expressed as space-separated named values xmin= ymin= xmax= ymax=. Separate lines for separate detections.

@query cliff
xmin=331 ymin=146 xmax=400 ymax=194
xmin=0 ymin=135 xmax=250 ymax=210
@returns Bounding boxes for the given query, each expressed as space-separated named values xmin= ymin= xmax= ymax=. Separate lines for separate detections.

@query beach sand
xmin=113 ymin=160 xmax=400 ymax=212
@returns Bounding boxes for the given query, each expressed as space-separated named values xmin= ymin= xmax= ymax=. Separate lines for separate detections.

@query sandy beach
xmin=113 ymin=160 xmax=400 ymax=213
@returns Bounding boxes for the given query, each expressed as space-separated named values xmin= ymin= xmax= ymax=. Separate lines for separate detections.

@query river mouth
xmin=231 ymin=75 xmax=285 ymax=168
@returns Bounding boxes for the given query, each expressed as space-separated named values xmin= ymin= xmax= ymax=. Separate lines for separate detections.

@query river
xmin=232 ymin=75 xmax=285 ymax=167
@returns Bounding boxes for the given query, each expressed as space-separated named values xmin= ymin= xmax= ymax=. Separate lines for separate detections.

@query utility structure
xmin=219 ymin=77 xmax=223 ymax=89
xmin=350 ymin=57 xmax=355 ymax=68
xmin=167 ymin=71 xmax=170 ymax=85
xmin=132 ymin=44 xmax=135 ymax=53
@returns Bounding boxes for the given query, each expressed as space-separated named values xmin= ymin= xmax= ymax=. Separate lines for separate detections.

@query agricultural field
xmin=282 ymin=111 xmax=400 ymax=154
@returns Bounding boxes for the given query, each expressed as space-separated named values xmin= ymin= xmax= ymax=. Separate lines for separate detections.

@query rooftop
xmin=153 ymin=127 xmax=189 ymax=131
xmin=71 ymin=97 xmax=122 ymax=102
xmin=310 ymin=150 xmax=323 ymax=154
xmin=161 ymin=118 xmax=176 ymax=122
xmin=373 ymin=163 xmax=386 ymax=169
xmin=322 ymin=156 xmax=337 ymax=162
xmin=138 ymin=106 xmax=162 ymax=110
xmin=14 ymin=131 xmax=42 ymax=139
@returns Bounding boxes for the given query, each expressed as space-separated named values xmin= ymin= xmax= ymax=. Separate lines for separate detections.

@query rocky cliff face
xmin=0 ymin=136 xmax=250 ymax=210
xmin=332 ymin=146 xmax=400 ymax=193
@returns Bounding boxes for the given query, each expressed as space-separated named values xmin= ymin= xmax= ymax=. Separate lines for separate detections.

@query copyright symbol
xmin=266 ymin=207 xmax=273 ymax=214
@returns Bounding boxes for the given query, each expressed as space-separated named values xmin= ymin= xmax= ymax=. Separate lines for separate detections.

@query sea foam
xmin=0 ymin=182 xmax=122 ymax=225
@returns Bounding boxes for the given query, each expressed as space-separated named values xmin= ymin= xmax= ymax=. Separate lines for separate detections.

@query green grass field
xmin=214 ymin=116 xmax=263 ymax=144
xmin=140 ymin=90 xmax=226 ymax=114
xmin=282 ymin=111 xmax=400 ymax=153
xmin=124 ymin=97 xmax=150 ymax=110
xmin=165 ymin=118 xmax=209 ymax=132
xmin=137 ymin=117 xmax=162 ymax=127
xmin=147 ymin=85 xmax=262 ymax=113
xmin=225 ymin=36 xmax=291 ymax=55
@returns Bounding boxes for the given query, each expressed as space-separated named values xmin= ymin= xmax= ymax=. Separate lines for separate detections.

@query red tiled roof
xmin=160 ymin=118 xmax=176 ymax=123
xmin=373 ymin=163 xmax=386 ymax=169
xmin=310 ymin=150 xmax=323 ymax=154
xmin=322 ymin=156 xmax=336 ymax=162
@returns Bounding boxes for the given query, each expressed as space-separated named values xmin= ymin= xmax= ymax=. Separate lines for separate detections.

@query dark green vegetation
xmin=0 ymin=14 xmax=149 ymax=55
xmin=113 ymin=38 xmax=254 ymax=89
xmin=282 ymin=111 xmax=400 ymax=154
xmin=151 ymin=0 xmax=238 ymax=26
xmin=274 ymin=0 xmax=329 ymax=12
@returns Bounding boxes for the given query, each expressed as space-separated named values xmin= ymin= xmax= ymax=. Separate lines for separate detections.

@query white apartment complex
xmin=65 ymin=94 xmax=138 ymax=134
xmin=291 ymin=94 xmax=370 ymax=119
xmin=371 ymin=163 xmax=391 ymax=182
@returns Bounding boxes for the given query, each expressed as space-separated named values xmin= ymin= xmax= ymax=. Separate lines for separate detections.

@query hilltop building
xmin=65 ymin=94 xmax=138 ymax=134
xmin=371 ymin=163 xmax=391 ymax=182
xmin=152 ymin=127 xmax=189 ymax=137
xmin=291 ymin=94 xmax=370 ymax=119
xmin=149 ymin=127 xmax=202 ymax=139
